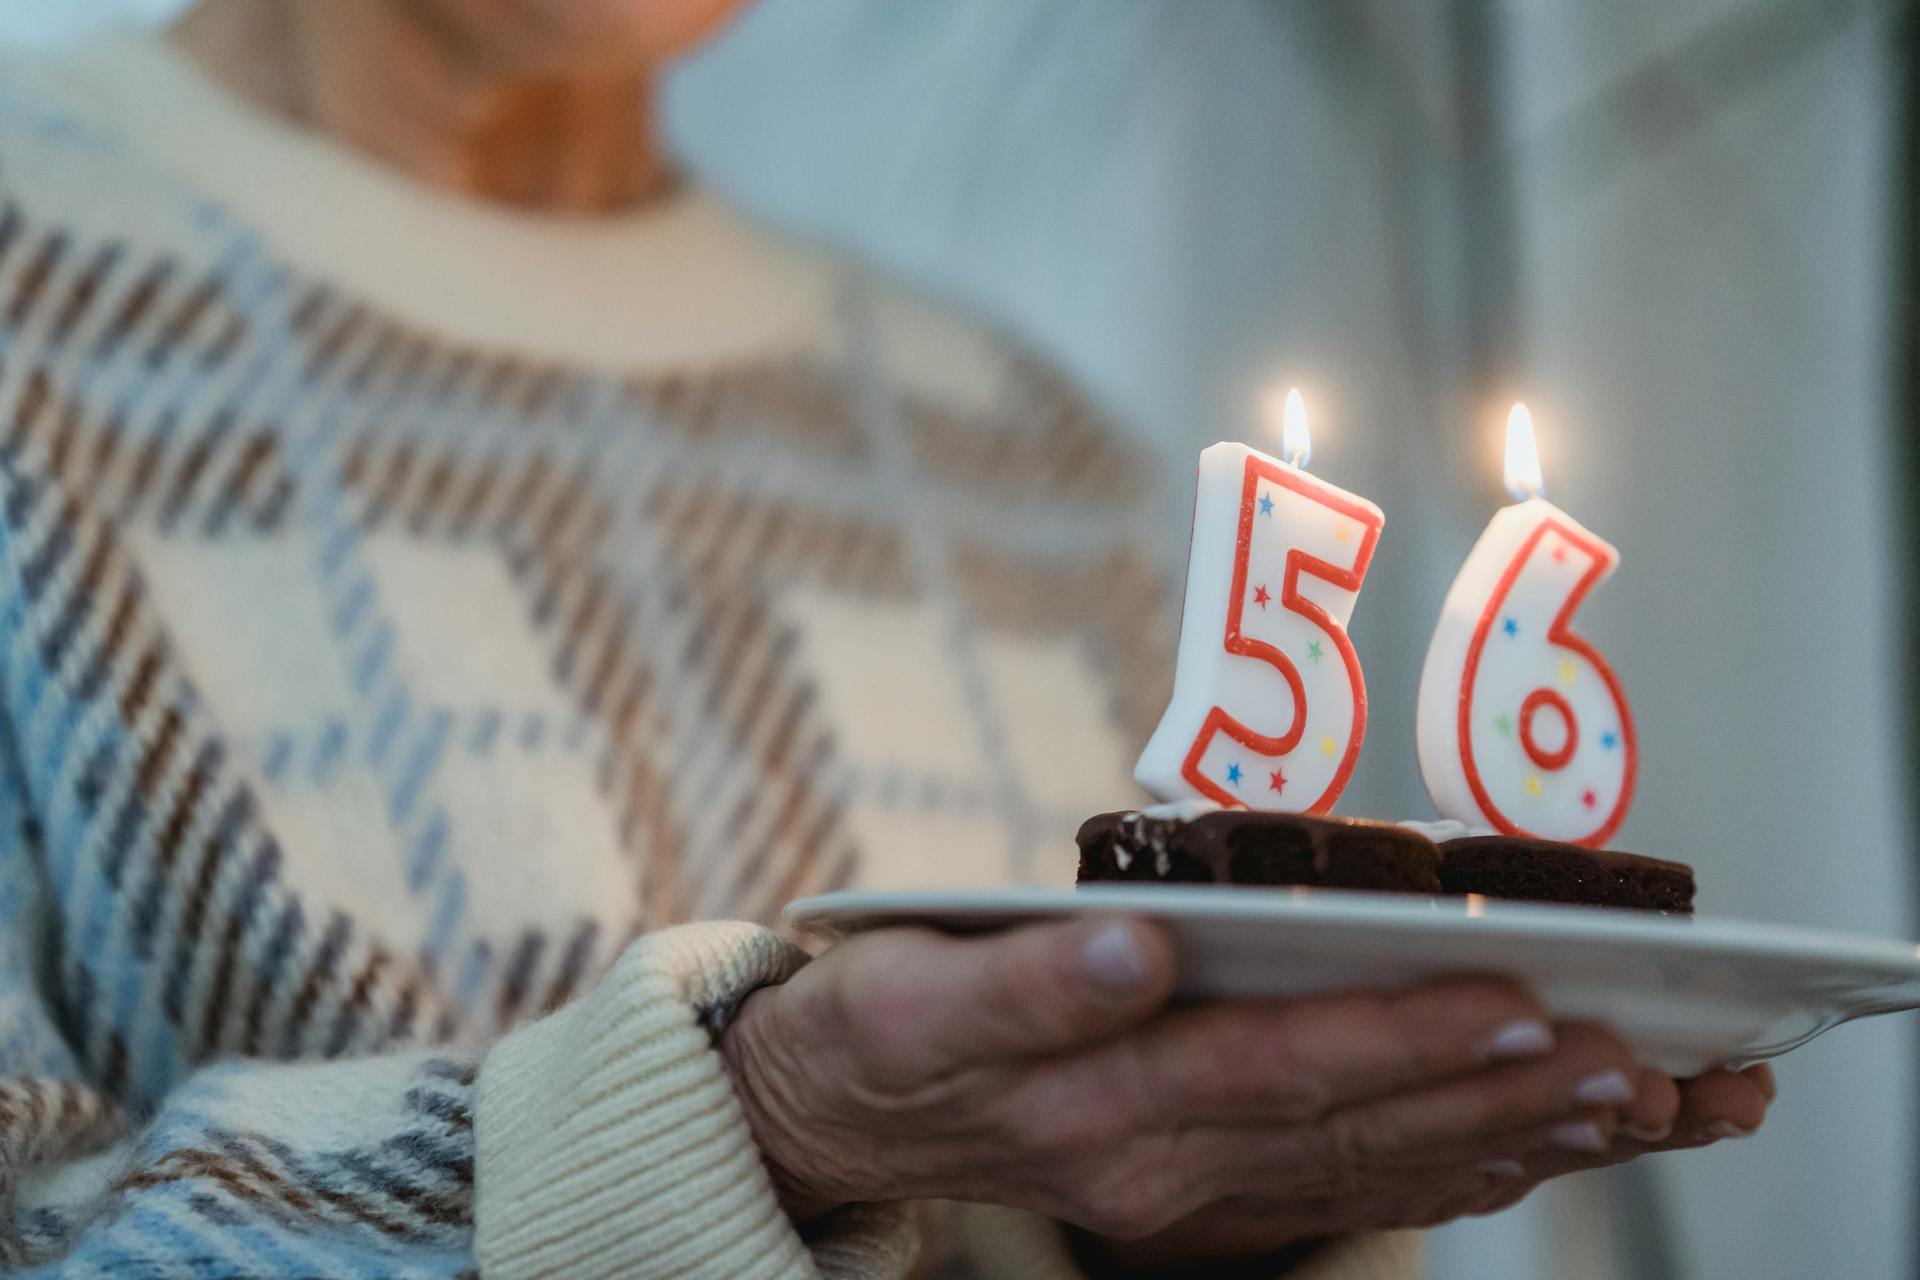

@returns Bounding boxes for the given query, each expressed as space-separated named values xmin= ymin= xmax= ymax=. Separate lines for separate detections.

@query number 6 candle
xmin=1416 ymin=403 xmax=1637 ymax=846
xmin=1136 ymin=390 xmax=1384 ymax=812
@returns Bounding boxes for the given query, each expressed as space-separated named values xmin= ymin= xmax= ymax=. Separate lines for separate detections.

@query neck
xmin=173 ymin=0 xmax=672 ymax=215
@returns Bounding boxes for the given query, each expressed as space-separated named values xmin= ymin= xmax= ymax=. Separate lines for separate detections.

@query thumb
xmin=839 ymin=917 xmax=1177 ymax=1072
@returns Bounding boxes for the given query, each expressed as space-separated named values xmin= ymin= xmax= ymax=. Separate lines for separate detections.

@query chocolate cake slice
xmin=1075 ymin=806 xmax=1695 ymax=915
xmin=1077 ymin=806 xmax=1443 ymax=894
xmin=1437 ymin=835 xmax=1695 ymax=915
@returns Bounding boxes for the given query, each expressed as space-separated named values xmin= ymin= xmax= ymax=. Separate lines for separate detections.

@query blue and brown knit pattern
xmin=0 ymin=90 xmax=1172 ymax=1274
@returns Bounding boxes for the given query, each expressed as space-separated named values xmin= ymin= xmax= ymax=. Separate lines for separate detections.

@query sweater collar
xmin=8 ymin=27 xmax=845 ymax=371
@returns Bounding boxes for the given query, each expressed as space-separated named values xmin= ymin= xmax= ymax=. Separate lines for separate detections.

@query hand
xmin=1085 ymin=1065 xmax=1775 ymax=1271
xmin=719 ymin=917 xmax=1771 ymax=1259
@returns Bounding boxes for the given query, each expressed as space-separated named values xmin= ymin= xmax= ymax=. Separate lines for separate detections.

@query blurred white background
xmin=3 ymin=2 xmax=1912 ymax=1277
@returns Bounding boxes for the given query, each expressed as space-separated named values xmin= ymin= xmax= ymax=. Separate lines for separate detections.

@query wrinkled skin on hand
xmin=720 ymin=918 xmax=1772 ymax=1270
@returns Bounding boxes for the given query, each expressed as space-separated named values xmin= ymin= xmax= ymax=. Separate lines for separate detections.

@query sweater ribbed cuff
xmin=475 ymin=921 xmax=919 ymax=1280
xmin=949 ymin=1204 xmax=1421 ymax=1280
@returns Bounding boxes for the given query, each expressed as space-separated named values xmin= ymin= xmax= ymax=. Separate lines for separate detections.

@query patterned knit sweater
xmin=0 ymin=30 xmax=1418 ymax=1280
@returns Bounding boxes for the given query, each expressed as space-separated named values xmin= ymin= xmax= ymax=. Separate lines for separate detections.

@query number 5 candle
xmin=1136 ymin=390 xmax=1384 ymax=812
xmin=1416 ymin=403 xmax=1637 ymax=846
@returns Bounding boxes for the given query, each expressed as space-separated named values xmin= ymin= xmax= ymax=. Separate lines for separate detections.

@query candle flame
xmin=1503 ymin=401 xmax=1545 ymax=500
xmin=1275 ymin=387 xmax=1311 ymax=469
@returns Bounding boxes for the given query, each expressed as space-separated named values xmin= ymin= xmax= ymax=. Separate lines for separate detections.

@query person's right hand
xmin=718 ymin=917 xmax=1765 ymax=1251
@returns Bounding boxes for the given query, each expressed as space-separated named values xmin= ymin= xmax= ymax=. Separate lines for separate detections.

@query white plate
xmin=786 ymin=886 xmax=1920 ymax=1076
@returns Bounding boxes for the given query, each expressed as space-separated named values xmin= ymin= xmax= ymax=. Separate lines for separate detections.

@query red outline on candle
xmin=1179 ymin=455 xmax=1383 ymax=814
xmin=1519 ymin=688 xmax=1578 ymax=771
xmin=1457 ymin=518 xmax=1637 ymax=847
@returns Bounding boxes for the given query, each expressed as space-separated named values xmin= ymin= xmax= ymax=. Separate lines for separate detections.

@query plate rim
xmin=786 ymin=884 xmax=1920 ymax=978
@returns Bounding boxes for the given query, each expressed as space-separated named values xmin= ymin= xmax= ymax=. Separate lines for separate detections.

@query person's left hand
xmin=1087 ymin=1064 xmax=1775 ymax=1272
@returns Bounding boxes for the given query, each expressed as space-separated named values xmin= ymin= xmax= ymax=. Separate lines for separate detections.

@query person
xmin=0 ymin=2 xmax=1772 ymax=1276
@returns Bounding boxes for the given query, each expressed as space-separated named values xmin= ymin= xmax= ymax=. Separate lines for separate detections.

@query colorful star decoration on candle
xmin=1416 ymin=403 xmax=1637 ymax=846
xmin=1136 ymin=390 xmax=1384 ymax=814
xmin=1137 ymin=384 xmax=1635 ymax=843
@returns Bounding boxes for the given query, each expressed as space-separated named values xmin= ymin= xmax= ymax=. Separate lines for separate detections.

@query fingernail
xmin=1477 ymin=1158 xmax=1526 ymax=1179
xmin=1625 ymin=1121 xmax=1673 ymax=1142
xmin=1549 ymin=1120 xmax=1610 ymax=1153
xmin=1482 ymin=1020 xmax=1554 ymax=1061
xmin=1574 ymin=1070 xmax=1635 ymax=1107
xmin=1706 ymin=1120 xmax=1753 ymax=1140
xmin=1082 ymin=922 xmax=1149 ymax=994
